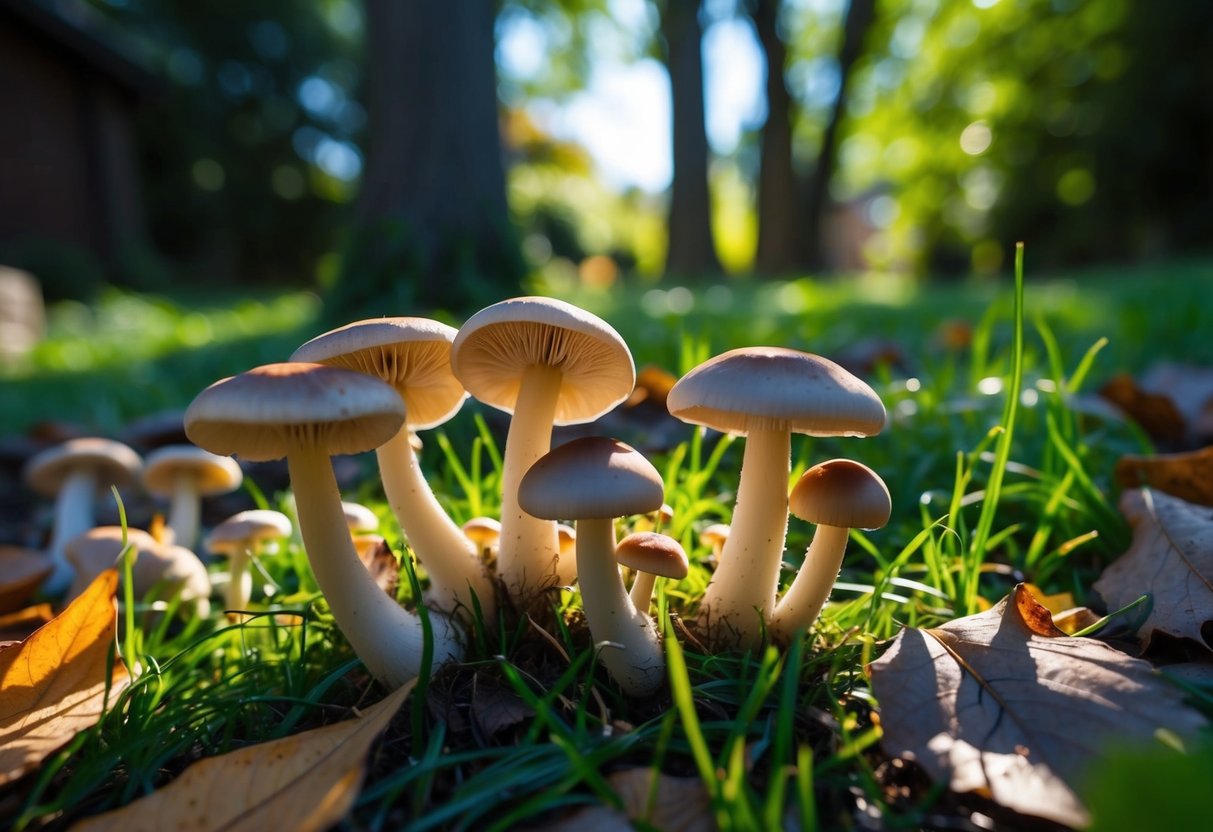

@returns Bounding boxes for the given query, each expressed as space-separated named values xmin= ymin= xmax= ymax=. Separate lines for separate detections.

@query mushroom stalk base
xmin=696 ymin=428 xmax=790 ymax=647
xmin=378 ymin=429 xmax=496 ymax=621
xmin=578 ymin=518 xmax=663 ymax=696
xmin=167 ymin=471 xmax=201 ymax=550
xmin=499 ymin=364 xmax=562 ymax=602
xmin=287 ymin=445 xmax=461 ymax=689
xmin=769 ymin=524 xmax=850 ymax=642
xmin=45 ymin=469 xmax=98 ymax=595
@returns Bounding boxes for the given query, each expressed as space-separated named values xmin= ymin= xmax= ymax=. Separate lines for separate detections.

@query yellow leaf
xmin=72 ymin=680 xmax=415 ymax=832
xmin=0 ymin=569 xmax=128 ymax=785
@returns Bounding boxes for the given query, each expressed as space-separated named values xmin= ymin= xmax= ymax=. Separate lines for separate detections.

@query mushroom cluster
xmin=174 ymin=295 xmax=889 ymax=692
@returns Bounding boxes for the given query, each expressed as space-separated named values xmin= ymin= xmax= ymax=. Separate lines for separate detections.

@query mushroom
xmin=185 ymin=362 xmax=461 ymax=689
xmin=617 ymin=531 xmax=690 ymax=612
xmin=519 ymin=436 xmax=666 ymax=695
xmin=205 ymin=509 xmax=293 ymax=614
xmin=699 ymin=523 xmax=730 ymax=564
xmin=292 ymin=318 xmax=494 ymax=621
xmin=555 ymin=522 xmax=577 ymax=584
xmin=667 ymin=347 xmax=885 ymax=647
xmin=65 ymin=527 xmax=212 ymax=617
xmin=769 ymin=459 xmax=891 ymax=642
xmin=142 ymin=445 xmax=244 ymax=549
xmin=23 ymin=437 xmax=143 ymax=595
xmin=451 ymin=297 xmax=635 ymax=603
xmin=342 ymin=501 xmax=380 ymax=536
xmin=461 ymin=516 xmax=501 ymax=560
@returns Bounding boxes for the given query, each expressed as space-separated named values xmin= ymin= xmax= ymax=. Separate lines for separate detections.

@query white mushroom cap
xmin=291 ymin=317 xmax=467 ymax=430
xmin=143 ymin=445 xmax=243 ymax=498
xmin=342 ymin=501 xmax=380 ymax=535
xmin=699 ymin=523 xmax=730 ymax=552
xmin=789 ymin=459 xmax=891 ymax=530
xmin=205 ymin=509 xmax=293 ymax=554
xmin=24 ymin=437 xmax=142 ymax=496
xmin=450 ymin=296 xmax=635 ymax=426
xmin=616 ymin=531 xmax=689 ymax=579
xmin=184 ymin=363 xmax=405 ymax=461
xmin=667 ymin=347 xmax=886 ymax=437
xmin=461 ymin=516 xmax=501 ymax=549
xmin=519 ymin=437 xmax=665 ymax=521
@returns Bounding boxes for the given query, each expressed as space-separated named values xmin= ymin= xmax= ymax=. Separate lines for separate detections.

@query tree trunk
xmin=353 ymin=0 xmax=519 ymax=311
xmin=661 ymin=0 xmax=722 ymax=279
xmin=752 ymin=0 xmax=803 ymax=276
xmin=803 ymin=0 xmax=876 ymax=270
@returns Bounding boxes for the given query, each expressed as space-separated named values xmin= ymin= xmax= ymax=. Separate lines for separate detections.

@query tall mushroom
xmin=769 ymin=459 xmax=890 ymax=642
xmin=667 ymin=347 xmax=885 ymax=647
xmin=185 ymin=362 xmax=461 ymax=689
xmin=23 ymin=438 xmax=143 ymax=595
xmin=451 ymin=297 xmax=635 ymax=603
xmin=142 ymin=445 xmax=244 ymax=549
xmin=292 ymin=318 xmax=495 ymax=620
xmin=519 ymin=436 xmax=667 ymax=695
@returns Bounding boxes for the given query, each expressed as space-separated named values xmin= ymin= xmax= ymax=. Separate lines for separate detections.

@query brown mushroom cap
xmin=143 ymin=445 xmax=244 ymax=498
xmin=205 ymin=510 xmax=293 ymax=554
xmin=449 ymin=297 xmax=635 ymax=425
xmin=789 ymin=459 xmax=891 ymax=530
xmin=184 ymin=363 xmax=405 ymax=462
xmin=615 ymin=531 xmax=689 ymax=579
xmin=519 ymin=436 xmax=664 ymax=520
xmin=461 ymin=516 xmax=502 ymax=548
xmin=666 ymin=347 xmax=886 ymax=437
xmin=23 ymin=437 xmax=142 ymax=496
xmin=291 ymin=317 xmax=467 ymax=430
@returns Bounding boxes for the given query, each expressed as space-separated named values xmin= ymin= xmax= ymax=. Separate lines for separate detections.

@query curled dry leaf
xmin=1093 ymin=489 xmax=1213 ymax=650
xmin=1114 ymin=446 xmax=1213 ymax=508
xmin=869 ymin=584 xmax=1208 ymax=828
xmin=72 ymin=680 xmax=415 ymax=832
xmin=0 ymin=570 xmax=128 ymax=785
xmin=532 ymin=768 xmax=714 ymax=832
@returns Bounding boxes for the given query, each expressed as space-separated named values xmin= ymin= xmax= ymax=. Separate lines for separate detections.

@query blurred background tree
xmin=2 ymin=0 xmax=1209 ymax=311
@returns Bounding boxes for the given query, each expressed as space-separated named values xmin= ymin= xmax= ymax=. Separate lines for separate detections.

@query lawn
xmin=2 ymin=257 xmax=1212 ymax=830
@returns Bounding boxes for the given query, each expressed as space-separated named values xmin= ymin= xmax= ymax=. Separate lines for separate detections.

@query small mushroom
xmin=185 ymin=362 xmax=461 ymax=689
xmin=23 ymin=438 xmax=143 ymax=595
xmin=667 ymin=347 xmax=885 ymax=647
xmin=451 ymin=297 xmax=635 ymax=603
xmin=699 ymin=523 xmax=730 ymax=564
xmin=617 ymin=531 xmax=689 ymax=612
xmin=768 ymin=459 xmax=891 ymax=642
xmin=205 ymin=509 xmax=293 ymax=614
xmin=461 ymin=516 xmax=501 ymax=560
xmin=555 ymin=522 xmax=577 ymax=584
xmin=519 ymin=436 xmax=666 ymax=695
xmin=65 ymin=527 xmax=212 ymax=617
xmin=342 ymin=501 xmax=380 ymax=536
xmin=292 ymin=318 xmax=494 ymax=621
xmin=142 ymin=445 xmax=244 ymax=549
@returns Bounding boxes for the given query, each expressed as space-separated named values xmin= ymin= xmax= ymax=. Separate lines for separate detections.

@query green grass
xmin=4 ymin=258 xmax=1213 ymax=830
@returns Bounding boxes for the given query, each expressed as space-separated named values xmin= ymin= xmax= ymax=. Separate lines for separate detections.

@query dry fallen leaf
xmin=354 ymin=535 xmax=399 ymax=596
xmin=0 ymin=603 xmax=54 ymax=643
xmin=1098 ymin=372 xmax=1187 ymax=444
xmin=1093 ymin=489 xmax=1213 ymax=650
xmin=71 ymin=680 xmax=414 ymax=832
xmin=0 ymin=570 xmax=128 ymax=785
xmin=0 ymin=546 xmax=52 ymax=613
xmin=532 ymin=768 xmax=714 ymax=832
xmin=869 ymin=584 xmax=1207 ymax=828
xmin=1115 ymin=446 xmax=1213 ymax=508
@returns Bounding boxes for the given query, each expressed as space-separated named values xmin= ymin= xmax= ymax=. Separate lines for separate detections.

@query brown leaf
xmin=354 ymin=535 xmax=399 ymax=596
xmin=1098 ymin=373 xmax=1186 ymax=444
xmin=0 ymin=570 xmax=129 ymax=785
xmin=1115 ymin=446 xmax=1213 ymax=507
xmin=0 ymin=546 xmax=52 ymax=613
xmin=1093 ymin=489 xmax=1213 ymax=650
xmin=71 ymin=680 xmax=414 ymax=832
xmin=531 ymin=768 xmax=715 ymax=832
xmin=869 ymin=584 xmax=1208 ymax=828
xmin=0 ymin=604 xmax=54 ymax=643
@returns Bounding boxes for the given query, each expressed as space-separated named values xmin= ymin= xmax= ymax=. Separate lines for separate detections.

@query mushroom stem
xmin=225 ymin=547 xmax=252 ymax=612
xmin=577 ymin=517 xmax=663 ymax=696
xmin=768 ymin=524 xmax=850 ymax=642
xmin=629 ymin=571 xmax=657 ymax=611
xmin=498 ymin=363 xmax=562 ymax=600
xmin=167 ymin=470 xmax=201 ymax=548
xmin=287 ymin=443 xmax=461 ymax=688
xmin=378 ymin=428 xmax=496 ymax=621
xmin=697 ymin=427 xmax=790 ymax=646
xmin=44 ymin=468 xmax=97 ymax=594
